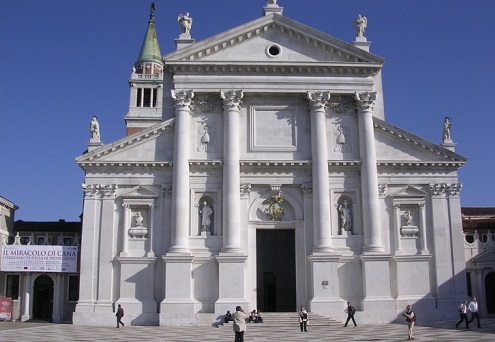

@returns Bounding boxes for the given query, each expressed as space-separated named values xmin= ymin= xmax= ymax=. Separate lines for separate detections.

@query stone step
xmin=222 ymin=312 xmax=342 ymax=328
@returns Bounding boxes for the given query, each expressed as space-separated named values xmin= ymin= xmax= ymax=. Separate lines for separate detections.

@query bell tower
xmin=125 ymin=3 xmax=163 ymax=136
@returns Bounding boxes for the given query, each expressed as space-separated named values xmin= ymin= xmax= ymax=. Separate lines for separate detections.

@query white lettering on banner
xmin=0 ymin=245 xmax=78 ymax=273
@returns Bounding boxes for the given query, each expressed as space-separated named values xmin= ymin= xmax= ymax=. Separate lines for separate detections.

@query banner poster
xmin=1 ymin=245 xmax=78 ymax=273
xmin=0 ymin=297 xmax=12 ymax=322
xmin=0 ymin=297 xmax=13 ymax=321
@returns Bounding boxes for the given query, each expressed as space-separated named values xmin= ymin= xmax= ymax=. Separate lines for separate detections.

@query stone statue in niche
xmin=90 ymin=116 xmax=100 ymax=140
xmin=403 ymin=210 xmax=413 ymax=225
xmin=200 ymin=202 xmax=213 ymax=233
xmin=443 ymin=116 xmax=452 ymax=142
xmin=334 ymin=125 xmax=350 ymax=152
xmin=353 ymin=14 xmax=367 ymax=37
xmin=199 ymin=125 xmax=211 ymax=152
xmin=135 ymin=211 xmax=144 ymax=226
xmin=178 ymin=13 xmax=192 ymax=35
xmin=338 ymin=200 xmax=353 ymax=234
xmin=129 ymin=211 xmax=148 ymax=238
xmin=400 ymin=209 xmax=419 ymax=237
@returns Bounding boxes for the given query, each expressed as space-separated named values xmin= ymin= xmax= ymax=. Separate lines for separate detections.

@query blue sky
xmin=1 ymin=0 xmax=493 ymax=221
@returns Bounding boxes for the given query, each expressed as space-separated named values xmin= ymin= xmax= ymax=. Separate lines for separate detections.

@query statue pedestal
xmin=200 ymin=231 xmax=210 ymax=238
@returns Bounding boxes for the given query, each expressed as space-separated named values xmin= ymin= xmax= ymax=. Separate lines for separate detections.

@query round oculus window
xmin=266 ymin=44 xmax=281 ymax=57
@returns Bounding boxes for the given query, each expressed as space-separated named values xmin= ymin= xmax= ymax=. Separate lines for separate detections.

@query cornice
xmin=0 ymin=196 xmax=18 ymax=211
xmin=373 ymin=117 xmax=467 ymax=164
xmin=166 ymin=62 xmax=380 ymax=76
xmin=76 ymin=118 xmax=175 ymax=165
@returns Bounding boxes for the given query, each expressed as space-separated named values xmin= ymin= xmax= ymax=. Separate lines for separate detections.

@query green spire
xmin=135 ymin=3 xmax=163 ymax=66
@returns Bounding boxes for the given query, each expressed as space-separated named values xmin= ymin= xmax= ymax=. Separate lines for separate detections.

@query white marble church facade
xmin=73 ymin=2 xmax=467 ymax=326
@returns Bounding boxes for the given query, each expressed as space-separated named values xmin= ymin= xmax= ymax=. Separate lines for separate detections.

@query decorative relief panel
xmin=249 ymin=105 xmax=300 ymax=151
xmin=328 ymin=95 xmax=355 ymax=114
xmin=333 ymin=124 xmax=351 ymax=152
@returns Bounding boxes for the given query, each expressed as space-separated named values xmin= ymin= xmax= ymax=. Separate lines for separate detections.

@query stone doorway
xmin=485 ymin=271 xmax=495 ymax=314
xmin=33 ymin=275 xmax=54 ymax=321
xmin=256 ymin=229 xmax=296 ymax=312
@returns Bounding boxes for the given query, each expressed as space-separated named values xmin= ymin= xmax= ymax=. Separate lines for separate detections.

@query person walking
xmin=298 ymin=306 xmax=308 ymax=332
xmin=455 ymin=300 xmax=469 ymax=329
xmin=403 ymin=304 xmax=415 ymax=340
xmin=232 ymin=305 xmax=249 ymax=342
xmin=115 ymin=304 xmax=124 ymax=328
xmin=467 ymin=296 xmax=481 ymax=328
xmin=344 ymin=301 xmax=357 ymax=327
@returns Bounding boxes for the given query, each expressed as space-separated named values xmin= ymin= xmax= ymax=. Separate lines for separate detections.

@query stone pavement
xmin=0 ymin=319 xmax=494 ymax=341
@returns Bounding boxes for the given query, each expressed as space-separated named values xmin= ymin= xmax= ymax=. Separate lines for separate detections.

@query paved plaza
xmin=0 ymin=319 xmax=494 ymax=341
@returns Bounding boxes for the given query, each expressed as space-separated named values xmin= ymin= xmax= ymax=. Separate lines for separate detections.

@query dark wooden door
xmin=256 ymin=229 xmax=296 ymax=312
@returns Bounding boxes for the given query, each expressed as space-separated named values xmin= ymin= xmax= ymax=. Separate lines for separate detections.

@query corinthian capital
xmin=220 ymin=90 xmax=244 ymax=111
xmin=354 ymin=92 xmax=377 ymax=113
xmin=307 ymin=91 xmax=331 ymax=112
xmin=171 ymin=90 xmax=194 ymax=111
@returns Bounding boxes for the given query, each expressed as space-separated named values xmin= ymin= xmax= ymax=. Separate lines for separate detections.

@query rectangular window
xmin=143 ymin=88 xmax=151 ymax=107
xmin=6 ymin=275 xmax=19 ymax=300
xmin=136 ymin=88 xmax=142 ymax=107
xmin=68 ymin=275 xmax=80 ymax=302
xmin=152 ymin=88 xmax=157 ymax=107
xmin=63 ymin=237 xmax=72 ymax=246
xmin=37 ymin=236 xmax=51 ymax=245
xmin=20 ymin=236 xmax=30 ymax=245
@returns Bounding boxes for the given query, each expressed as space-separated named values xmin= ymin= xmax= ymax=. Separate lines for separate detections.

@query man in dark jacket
xmin=344 ymin=301 xmax=357 ymax=327
xmin=116 ymin=304 xmax=125 ymax=328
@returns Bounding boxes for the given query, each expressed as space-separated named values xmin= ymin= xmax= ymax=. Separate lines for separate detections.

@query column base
xmin=21 ymin=314 xmax=30 ymax=322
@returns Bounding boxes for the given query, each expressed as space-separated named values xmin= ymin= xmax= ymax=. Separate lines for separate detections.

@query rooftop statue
xmin=443 ymin=117 xmax=452 ymax=142
xmin=90 ymin=116 xmax=100 ymax=140
xmin=178 ymin=12 xmax=192 ymax=35
xmin=353 ymin=14 xmax=367 ymax=37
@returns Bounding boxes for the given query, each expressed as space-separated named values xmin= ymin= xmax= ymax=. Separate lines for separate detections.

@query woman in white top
xmin=455 ymin=300 xmax=469 ymax=329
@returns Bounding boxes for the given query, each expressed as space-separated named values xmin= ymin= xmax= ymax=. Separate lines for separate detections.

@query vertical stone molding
xmin=393 ymin=204 xmax=402 ymax=253
xmin=169 ymin=90 xmax=194 ymax=254
xmin=355 ymin=91 xmax=384 ymax=253
xmin=307 ymin=91 xmax=333 ymax=253
xmin=220 ymin=90 xmax=244 ymax=253
xmin=418 ymin=202 xmax=429 ymax=253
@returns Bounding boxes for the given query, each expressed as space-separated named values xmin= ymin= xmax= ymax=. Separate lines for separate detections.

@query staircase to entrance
xmin=222 ymin=312 xmax=341 ymax=329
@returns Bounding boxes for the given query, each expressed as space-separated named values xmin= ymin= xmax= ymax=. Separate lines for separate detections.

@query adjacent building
xmin=73 ymin=2 xmax=468 ymax=326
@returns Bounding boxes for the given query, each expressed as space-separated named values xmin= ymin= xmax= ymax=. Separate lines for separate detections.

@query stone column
xmin=121 ymin=204 xmax=130 ymax=255
xmin=21 ymin=273 xmax=31 ymax=322
xmin=215 ymin=91 xmax=248 ymax=314
xmin=355 ymin=92 xmax=384 ymax=252
xmin=169 ymin=90 xmax=194 ymax=254
xmin=220 ymin=90 xmax=243 ymax=253
xmin=307 ymin=91 xmax=333 ymax=253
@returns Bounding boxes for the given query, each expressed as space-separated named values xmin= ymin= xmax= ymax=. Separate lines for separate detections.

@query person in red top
xmin=116 ymin=304 xmax=125 ymax=328
xmin=403 ymin=304 xmax=415 ymax=340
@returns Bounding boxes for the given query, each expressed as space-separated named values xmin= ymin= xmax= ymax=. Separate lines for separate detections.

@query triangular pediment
xmin=472 ymin=247 xmax=495 ymax=264
xmin=389 ymin=186 xmax=428 ymax=199
xmin=76 ymin=119 xmax=175 ymax=167
xmin=374 ymin=118 xmax=467 ymax=167
xmin=164 ymin=13 xmax=383 ymax=74
xmin=121 ymin=186 xmax=159 ymax=199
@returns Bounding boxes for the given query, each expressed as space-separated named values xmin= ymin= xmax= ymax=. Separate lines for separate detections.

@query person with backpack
xmin=116 ymin=304 xmax=125 ymax=328
xmin=403 ymin=304 xmax=415 ymax=340
xmin=344 ymin=301 xmax=357 ymax=327
xmin=298 ymin=306 xmax=308 ymax=332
